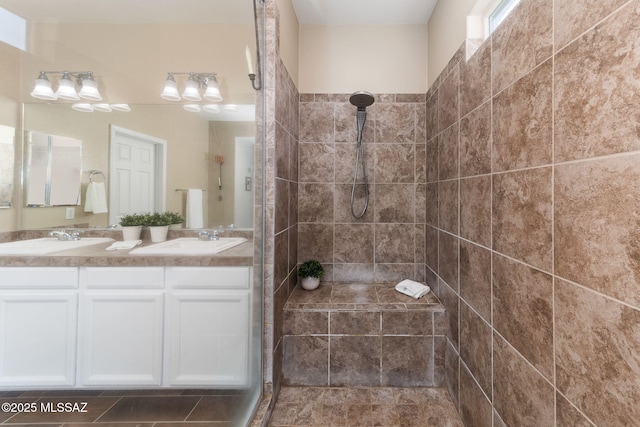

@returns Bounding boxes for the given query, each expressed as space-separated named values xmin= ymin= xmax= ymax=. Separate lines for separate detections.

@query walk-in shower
xmin=349 ymin=91 xmax=375 ymax=219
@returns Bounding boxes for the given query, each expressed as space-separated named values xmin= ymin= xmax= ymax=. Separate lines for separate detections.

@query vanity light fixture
xmin=30 ymin=70 xmax=102 ymax=101
xmin=71 ymin=103 xmax=130 ymax=113
xmin=161 ymin=72 xmax=223 ymax=102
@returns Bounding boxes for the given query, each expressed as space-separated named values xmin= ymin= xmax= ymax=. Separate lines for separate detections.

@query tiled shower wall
xmin=263 ymin=0 xmax=300 ymax=401
xmin=426 ymin=0 xmax=640 ymax=425
xmin=297 ymin=94 xmax=427 ymax=282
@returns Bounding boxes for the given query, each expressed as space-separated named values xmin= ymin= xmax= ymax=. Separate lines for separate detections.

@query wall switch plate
xmin=65 ymin=207 xmax=75 ymax=220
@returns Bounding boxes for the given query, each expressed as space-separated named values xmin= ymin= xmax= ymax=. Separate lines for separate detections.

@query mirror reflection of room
xmin=0 ymin=124 xmax=14 ymax=208
xmin=0 ymin=1 xmax=257 ymax=231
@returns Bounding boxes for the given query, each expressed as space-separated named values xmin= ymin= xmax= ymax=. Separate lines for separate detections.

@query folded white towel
xmin=395 ymin=279 xmax=431 ymax=299
xmin=106 ymin=240 xmax=142 ymax=251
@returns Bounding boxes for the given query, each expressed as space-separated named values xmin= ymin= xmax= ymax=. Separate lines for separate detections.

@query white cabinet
xmin=168 ymin=292 xmax=250 ymax=386
xmin=0 ymin=265 xmax=251 ymax=389
xmin=0 ymin=267 xmax=78 ymax=387
xmin=79 ymin=267 xmax=164 ymax=386
xmin=166 ymin=266 xmax=252 ymax=387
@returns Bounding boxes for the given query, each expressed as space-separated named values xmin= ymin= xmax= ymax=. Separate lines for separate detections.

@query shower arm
xmin=249 ymin=0 xmax=263 ymax=91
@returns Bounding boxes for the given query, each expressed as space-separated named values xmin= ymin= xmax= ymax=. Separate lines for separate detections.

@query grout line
xmin=182 ymin=396 xmax=203 ymax=422
xmin=551 ymin=6 xmax=558 ymax=424
xmin=92 ymin=396 xmax=122 ymax=423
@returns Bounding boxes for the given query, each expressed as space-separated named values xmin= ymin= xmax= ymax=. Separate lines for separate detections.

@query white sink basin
xmin=0 ymin=237 xmax=115 ymax=255
xmin=129 ymin=237 xmax=248 ymax=255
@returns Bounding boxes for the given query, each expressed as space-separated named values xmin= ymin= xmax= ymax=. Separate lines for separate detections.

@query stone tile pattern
xmin=297 ymin=93 xmax=427 ymax=284
xmin=282 ymin=283 xmax=445 ymax=388
xmin=425 ymin=0 xmax=640 ymax=426
xmin=262 ymin=0 xmax=301 ymax=406
xmin=0 ymin=389 xmax=248 ymax=425
xmin=269 ymin=386 xmax=462 ymax=427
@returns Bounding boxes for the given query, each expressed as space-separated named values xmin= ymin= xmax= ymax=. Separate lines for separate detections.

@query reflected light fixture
xmin=161 ymin=72 xmax=223 ymax=103
xmin=183 ymin=104 xmax=201 ymax=113
xmin=30 ymin=70 xmax=102 ymax=101
xmin=203 ymin=104 xmax=220 ymax=114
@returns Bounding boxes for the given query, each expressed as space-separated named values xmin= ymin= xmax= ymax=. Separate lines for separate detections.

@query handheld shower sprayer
xmin=349 ymin=91 xmax=375 ymax=219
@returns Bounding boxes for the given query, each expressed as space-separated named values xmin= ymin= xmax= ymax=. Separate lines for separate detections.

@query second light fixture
xmin=161 ymin=72 xmax=222 ymax=103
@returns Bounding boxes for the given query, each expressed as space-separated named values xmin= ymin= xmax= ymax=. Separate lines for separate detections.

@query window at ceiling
xmin=0 ymin=7 xmax=26 ymax=51
xmin=488 ymin=0 xmax=521 ymax=34
xmin=466 ymin=0 xmax=521 ymax=59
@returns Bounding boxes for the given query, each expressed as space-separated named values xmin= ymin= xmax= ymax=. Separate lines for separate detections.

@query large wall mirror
xmin=0 ymin=124 xmax=14 ymax=208
xmin=0 ymin=0 xmax=258 ymax=231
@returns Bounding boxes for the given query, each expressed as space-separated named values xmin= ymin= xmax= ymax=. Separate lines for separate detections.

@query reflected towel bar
xmin=88 ymin=170 xmax=105 ymax=183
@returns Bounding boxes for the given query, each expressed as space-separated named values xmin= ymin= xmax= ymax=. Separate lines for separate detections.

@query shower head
xmin=349 ymin=91 xmax=375 ymax=110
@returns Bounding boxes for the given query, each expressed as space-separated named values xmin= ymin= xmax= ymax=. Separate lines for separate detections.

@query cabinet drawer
xmin=82 ymin=267 xmax=164 ymax=289
xmin=0 ymin=267 xmax=78 ymax=289
xmin=166 ymin=267 xmax=251 ymax=289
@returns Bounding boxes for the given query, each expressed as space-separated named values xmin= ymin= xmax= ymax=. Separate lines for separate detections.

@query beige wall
xmin=275 ymin=0 xmax=299 ymax=86
xmin=299 ymin=24 xmax=428 ymax=93
xmin=427 ymin=0 xmax=476 ymax=87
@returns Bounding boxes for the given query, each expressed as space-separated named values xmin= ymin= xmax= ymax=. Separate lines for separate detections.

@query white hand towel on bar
xmin=186 ymin=189 xmax=204 ymax=229
xmin=84 ymin=182 xmax=94 ymax=212
xmin=91 ymin=182 xmax=108 ymax=213
xmin=395 ymin=279 xmax=431 ymax=299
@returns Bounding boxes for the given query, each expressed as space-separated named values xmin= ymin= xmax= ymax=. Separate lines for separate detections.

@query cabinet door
xmin=169 ymin=292 xmax=249 ymax=386
xmin=0 ymin=293 xmax=77 ymax=387
xmin=80 ymin=293 xmax=163 ymax=386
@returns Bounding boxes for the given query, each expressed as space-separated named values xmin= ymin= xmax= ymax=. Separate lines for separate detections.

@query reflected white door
xmin=109 ymin=126 xmax=166 ymax=225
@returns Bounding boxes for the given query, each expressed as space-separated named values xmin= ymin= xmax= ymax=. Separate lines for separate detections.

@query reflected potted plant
xmin=165 ymin=211 xmax=185 ymax=230
xmin=146 ymin=212 xmax=172 ymax=242
xmin=298 ymin=260 xmax=324 ymax=291
xmin=119 ymin=213 xmax=148 ymax=241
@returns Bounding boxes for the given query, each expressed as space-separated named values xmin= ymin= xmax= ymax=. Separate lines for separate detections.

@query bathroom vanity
xmin=0 ymin=239 xmax=254 ymax=390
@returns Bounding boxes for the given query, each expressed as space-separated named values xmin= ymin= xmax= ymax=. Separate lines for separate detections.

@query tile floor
xmin=0 ymin=389 xmax=249 ymax=426
xmin=268 ymin=386 xmax=463 ymax=427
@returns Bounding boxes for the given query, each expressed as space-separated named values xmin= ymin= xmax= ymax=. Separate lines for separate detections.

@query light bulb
xmin=161 ymin=73 xmax=181 ymax=101
xmin=183 ymin=104 xmax=201 ymax=112
xmin=203 ymin=104 xmax=220 ymax=113
xmin=203 ymin=76 xmax=222 ymax=102
xmin=182 ymin=75 xmax=201 ymax=102
xmin=71 ymin=103 xmax=94 ymax=112
xmin=78 ymin=73 xmax=102 ymax=101
xmin=30 ymin=72 xmax=57 ymax=100
xmin=55 ymin=72 xmax=80 ymax=101
xmin=93 ymin=103 xmax=112 ymax=112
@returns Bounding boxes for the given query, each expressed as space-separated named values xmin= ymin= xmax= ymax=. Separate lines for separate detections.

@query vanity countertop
xmin=0 ymin=239 xmax=255 ymax=267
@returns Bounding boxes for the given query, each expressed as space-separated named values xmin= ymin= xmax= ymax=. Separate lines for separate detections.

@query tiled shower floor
xmin=268 ymin=387 xmax=463 ymax=427
xmin=0 ymin=389 xmax=248 ymax=426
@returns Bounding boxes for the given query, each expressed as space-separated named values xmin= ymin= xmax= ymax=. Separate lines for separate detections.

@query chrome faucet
xmin=49 ymin=230 xmax=81 ymax=241
xmin=196 ymin=226 xmax=224 ymax=241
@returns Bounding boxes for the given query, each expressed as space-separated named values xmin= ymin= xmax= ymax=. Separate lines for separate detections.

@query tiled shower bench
xmin=282 ymin=282 xmax=446 ymax=387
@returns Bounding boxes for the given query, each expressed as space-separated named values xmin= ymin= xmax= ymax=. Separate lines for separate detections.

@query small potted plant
xmin=146 ymin=212 xmax=172 ymax=242
xmin=119 ymin=213 xmax=148 ymax=241
xmin=165 ymin=211 xmax=185 ymax=230
xmin=298 ymin=260 xmax=324 ymax=291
